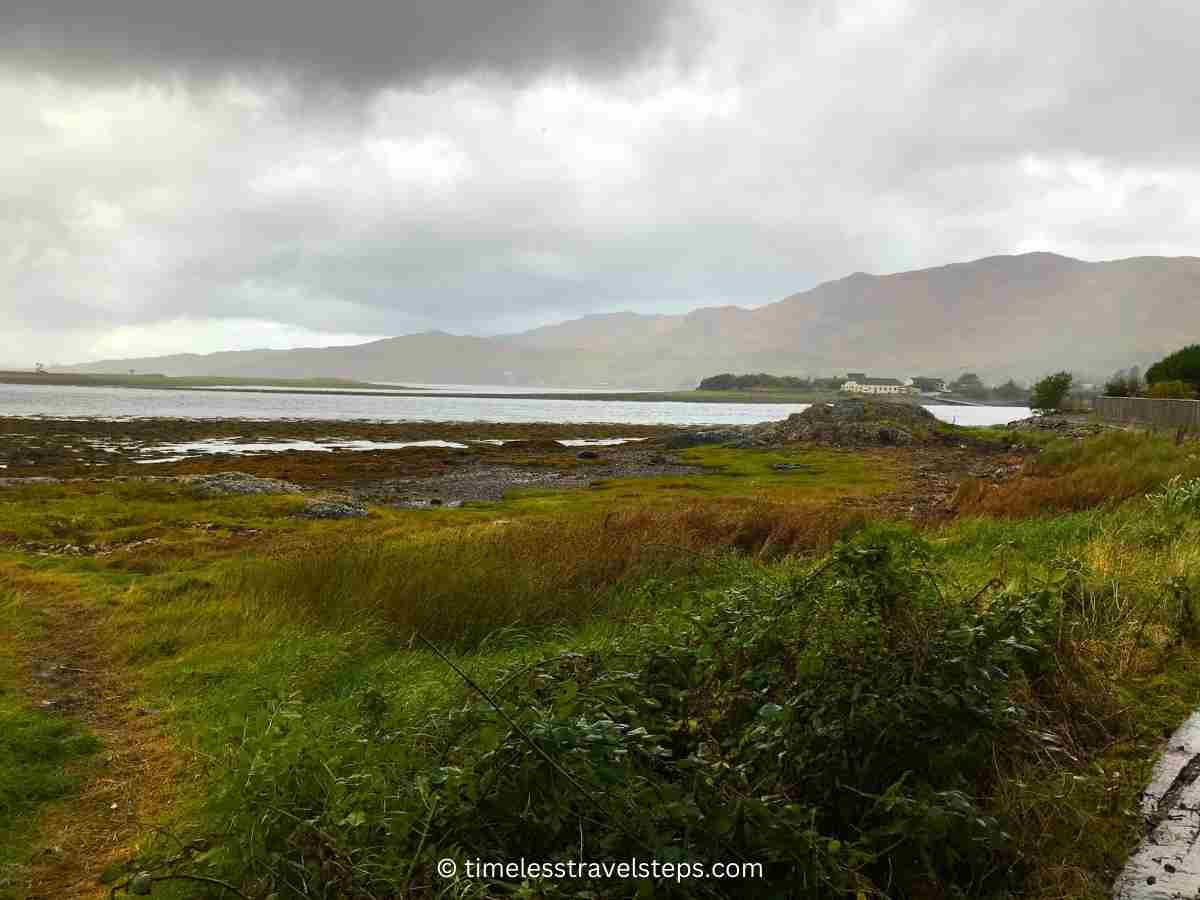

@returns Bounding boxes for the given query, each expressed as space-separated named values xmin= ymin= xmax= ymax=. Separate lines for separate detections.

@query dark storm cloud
xmin=0 ymin=0 xmax=697 ymax=88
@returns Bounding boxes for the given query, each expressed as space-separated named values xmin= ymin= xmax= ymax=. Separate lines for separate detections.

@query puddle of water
xmin=557 ymin=438 xmax=646 ymax=447
xmin=120 ymin=435 xmax=646 ymax=460
xmin=139 ymin=438 xmax=469 ymax=459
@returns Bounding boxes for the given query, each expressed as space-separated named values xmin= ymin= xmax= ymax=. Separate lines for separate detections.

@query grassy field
xmin=1 ymin=433 xmax=1199 ymax=898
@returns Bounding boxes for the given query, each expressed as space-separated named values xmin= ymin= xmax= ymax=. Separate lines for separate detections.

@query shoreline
xmin=0 ymin=374 xmax=1029 ymax=406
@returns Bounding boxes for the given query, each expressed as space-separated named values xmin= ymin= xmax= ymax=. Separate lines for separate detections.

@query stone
xmin=665 ymin=429 xmax=745 ymax=449
xmin=298 ymin=499 xmax=369 ymax=519
xmin=186 ymin=471 xmax=302 ymax=498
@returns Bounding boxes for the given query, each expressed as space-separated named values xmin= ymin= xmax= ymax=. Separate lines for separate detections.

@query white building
xmin=841 ymin=376 xmax=919 ymax=396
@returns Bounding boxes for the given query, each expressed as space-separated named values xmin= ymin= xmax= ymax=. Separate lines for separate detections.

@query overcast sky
xmin=3 ymin=0 xmax=1198 ymax=365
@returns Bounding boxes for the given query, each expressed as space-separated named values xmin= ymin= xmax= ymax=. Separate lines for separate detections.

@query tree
xmin=1146 ymin=345 xmax=1200 ymax=390
xmin=993 ymin=379 xmax=1028 ymax=401
xmin=1104 ymin=366 xmax=1142 ymax=397
xmin=910 ymin=376 xmax=946 ymax=393
xmin=1031 ymin=371 xmax=1073 ymax=412
xmin=697 ymin=373 xmax=814 ymax=391
xmin=949 ymin=372 xmax=989 ymax=399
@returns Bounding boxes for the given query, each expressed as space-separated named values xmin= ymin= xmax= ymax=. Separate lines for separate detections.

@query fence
xmin=1094 ymin=396 xmax=1200 ymax=430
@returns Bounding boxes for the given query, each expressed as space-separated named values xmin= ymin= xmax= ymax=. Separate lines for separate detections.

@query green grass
xmin=6 ymin=430 xmax=1200 ymax=897
xmin=112 ymin=504 xmax=1200 ymax=898
xmin=504 ymin=445 xmax=898 ymax=514
xmin=0 ymin=589 xmax=100 ymax=896
xmin=0 ymin=480 xmax=318 ymax=548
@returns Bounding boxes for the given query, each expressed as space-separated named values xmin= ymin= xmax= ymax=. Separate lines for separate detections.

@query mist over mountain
xmin=63 ymin=253 xmax=1200 ymax=388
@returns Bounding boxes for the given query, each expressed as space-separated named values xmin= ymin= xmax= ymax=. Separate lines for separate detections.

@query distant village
xmin=696 ymin=371 xmax=1033 ymax=401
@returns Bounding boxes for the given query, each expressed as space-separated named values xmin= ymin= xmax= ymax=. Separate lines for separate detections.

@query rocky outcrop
xmin=746 ymin=400 xmax=940 ymax=447
xmin=298 ymin=499 xmax=370 ymax=519
xmin=186 ymin=471 xmax=303 ymax=497
xmin=1004 ymin=415 xmax=1111 ymax=439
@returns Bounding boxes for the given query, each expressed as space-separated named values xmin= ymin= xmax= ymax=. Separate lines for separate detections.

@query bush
xmin=1031 ymin=372 xmax=1074 ymax=412
xmin=1145 ymin=379 xmax=1197 ymax=399
xmin=1148 ymin=475 xmax=1200 ymax=515
xmin=200 ymin=531 xmax=1071 ymax=898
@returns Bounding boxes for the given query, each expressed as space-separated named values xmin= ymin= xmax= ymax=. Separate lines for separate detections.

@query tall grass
xmin=217 ymin=503 xmax=867 ymax=644
xmin=953 ymin=431 xmax=1200 ymax=517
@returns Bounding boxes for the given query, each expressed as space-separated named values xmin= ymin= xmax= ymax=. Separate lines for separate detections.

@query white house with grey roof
xmin=841 ymin=375 xmax=919 ymax=395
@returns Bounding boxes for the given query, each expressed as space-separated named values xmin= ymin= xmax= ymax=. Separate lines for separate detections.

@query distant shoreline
xmin=0 ymin=371 xmax=409 ymax=391
xmin=0 ymin=373 xmax=1029 ymax=406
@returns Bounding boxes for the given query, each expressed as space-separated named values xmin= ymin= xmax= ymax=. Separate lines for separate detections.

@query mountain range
xmin=61 ymin=252 xmax=1200 ymax=388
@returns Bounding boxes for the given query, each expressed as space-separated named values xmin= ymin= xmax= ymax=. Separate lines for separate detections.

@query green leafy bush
xmin=1145 ymin=379 xmax=1197 ymax=399
xmin=1031 ymin=372 xmax=1074 ymax=412
xmin=197 ymin=532 xmax=1068 ymax=898
xmin=1148 ymin=475 xmax=1200 ymax=515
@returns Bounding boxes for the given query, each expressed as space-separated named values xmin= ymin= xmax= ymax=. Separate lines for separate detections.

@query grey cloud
xmin=1 ymin=0 xmax=698 ymax=88
xmin=3 ymin=0 xmax=1200 ymax=367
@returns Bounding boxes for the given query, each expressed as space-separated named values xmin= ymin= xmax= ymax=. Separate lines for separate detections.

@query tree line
xmin=697 ymin=345 xmax=1200 ymax=412
xmin=1105 ymin=345 xmax=1200 ymax=399
xmin=697 ymin=373 xmax=846 ymax=391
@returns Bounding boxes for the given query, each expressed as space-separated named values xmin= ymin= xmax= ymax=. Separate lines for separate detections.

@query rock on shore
xmin=667 ymin=400 xmax=942 ymax=449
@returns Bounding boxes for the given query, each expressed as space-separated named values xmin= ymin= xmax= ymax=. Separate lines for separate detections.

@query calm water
xmin=0 ymin=382 xmax=1031 ymax=427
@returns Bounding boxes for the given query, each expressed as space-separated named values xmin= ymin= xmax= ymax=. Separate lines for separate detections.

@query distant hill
xmin=63 ymin=252 xmax=1200 ymax=388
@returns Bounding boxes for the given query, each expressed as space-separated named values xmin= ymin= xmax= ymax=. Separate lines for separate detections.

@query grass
xmin=0 ymin=588 xmax=100 ymax=897
xmin=4 ymin=430 xmax=1200 ymax=897
xmin=953 ymin=431 xmax=1200 ymax=516
xmin=117 ymin=507 xmax=1200 ymax=898
xmin=504 ymin=445 xmax=899 ymax=516
xmin=0 ymin=480 xmax=310 ymax=546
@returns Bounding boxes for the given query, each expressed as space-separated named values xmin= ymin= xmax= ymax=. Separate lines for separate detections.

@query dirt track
xmin=6 ymin=571 xmax=180 ymax=899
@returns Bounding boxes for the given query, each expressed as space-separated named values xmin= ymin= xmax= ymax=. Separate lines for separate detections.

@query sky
xmin=2 ymin=0 xmax=1199 ymax=366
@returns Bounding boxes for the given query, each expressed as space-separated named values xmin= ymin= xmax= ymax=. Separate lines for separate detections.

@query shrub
xmin=200 ymin=531 xmax=1073 ymax=898
xmin=1145 ymin=379 xmax=1197 ymax=399
xmin=1148 ymin=475 xmax=1200 ymax=515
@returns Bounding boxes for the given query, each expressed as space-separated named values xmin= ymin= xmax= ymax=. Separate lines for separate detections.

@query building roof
xmin=860 ymin=377 xmax=904 ymax=386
